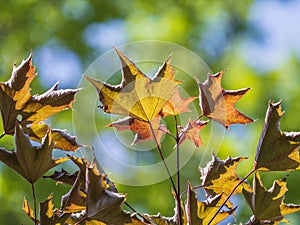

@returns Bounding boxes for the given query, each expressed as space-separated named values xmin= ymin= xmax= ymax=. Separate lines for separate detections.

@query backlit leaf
xmin=198 ymin=70 xmax=253 ymax=128
xmin=61 ymin=172 xmax=86 ymax=213
xmin=108 ymin=116 xmax=169 ymax=146
xmin=43 ymin=169 xmax=78 ymax=186
xmin=255 ymin=101 xmax=300 ymax=171
xmin=86 ymin=166 xmax=132 ymax=224
xmin=200 ymin=153 xmax=251 ymax=208
xmin=160 ymin=88 xmax=196 ymax=117
xmin=0 ymin=124 xmax=68 ymax=183
xmin=186 ymin=184 xmax=234 ymax=225
xmin=40 ymin=194 xmax=55 ymax=225
xmin=70 ymin=155 xmax=117 ymax=192
xmin=26 ymin=123 xmax=82 ymax=151
xmin=178 ymin=119 xmax=208 ymax=147
xmin=242 ymin=172 xmax=300 ymax=224
xmin=85 ymin=48 xmax=180 ymax=122
xmin=0 ymin=54 xmax=80 ymax=135
xmin=20 ymin=81 xmax=80 ymax=125
xmin=0 ymin=54 xmax=36 ymax=134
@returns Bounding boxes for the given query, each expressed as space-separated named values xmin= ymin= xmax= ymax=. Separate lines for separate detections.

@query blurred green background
xmin=1 ymin=0 xmax=300 ymax=224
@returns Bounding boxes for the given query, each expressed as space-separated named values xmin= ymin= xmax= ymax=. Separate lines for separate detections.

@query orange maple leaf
xmin=178 ymin=119 xmax=208 ymax=147
xmin=198 ymin=70 xmax=253 ymax=128
xmin=160 ymin=88 xmax=196 ymax=117
xmin=108 ymin=116 xmax=168 ymax=146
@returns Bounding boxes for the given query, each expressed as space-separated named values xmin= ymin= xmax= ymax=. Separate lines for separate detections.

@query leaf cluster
xmin=1 ymin=51 xmax=300 ymax=225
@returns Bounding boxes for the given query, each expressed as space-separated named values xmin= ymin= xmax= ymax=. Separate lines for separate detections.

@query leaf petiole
xmin=208 ymin=168 xmax=256 ymax=225
xmin=174 ymin=115 xmax=183 ymax=225
xmin=148 ymin=121 xmax=178 ymax=196
xmin=124 ymin=201 xmax=153 ymax=224
xmin=31 ymin=183 xmax=37 ymax=225
xmin=0 ymin=132 xmax=6 ymax=139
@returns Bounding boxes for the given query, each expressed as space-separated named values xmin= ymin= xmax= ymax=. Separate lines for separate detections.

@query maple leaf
xmin=85 ymin=48 xmax=180 ymax=122
xmin=255 ymin=101 xmax=300 ymax=171
xmin=160 ymin=88 xmax=196 ymax=117
xmin=108 ymin=116 xmax=169 ymax=146
xmin=61 ymin=172 xmax=86 ymax=213
xmin=0 ymin=54 xmax=80 ymax=135
xmin=45 ymin=155 xmax=117 ymax=194
xmin=242 ymin=172 xmax=300 ymax=224
xmin=40 ymin=194 xmax=71 ymax=225
xmin=86 ymin=166 xmax=132 ymax=224
xmin=185 ymin=183 xmax=234 ymax=225
xmin=178 ymin=119 xmax=208 ymax=147
xmin=43 ymin=169 xmax=78 ymax=187
xmin=198 ymin=70 xmax=253 ymax=128
xmin=70 ymin=155 xmax=117 ymax=193
xmin=23 ymin=194 xmax=69 ymax=225
xmin=40 ymin=194 xmax=56 ymax=225
xmin=0 ymin=54 xmax=36 ymax=134
xmin=20 ymin=81 xmax=80 ymax=125
xmin=26 ymin=123 xmax=82 ymax=151
xmin=200 ymin=153 xmax=252 ymax=208
xmin=0 ymin=124 xmax=68 ymax=183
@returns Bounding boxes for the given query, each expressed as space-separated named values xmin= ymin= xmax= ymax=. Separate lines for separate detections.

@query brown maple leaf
xmin=0 ymin=53 xmax=80 ymax=135
xmin=178 ymin=119 xmax=208 ymax=147
xmin=243 ymin=172 xmax=300 ymax=224
xmin=0 ymin=124 xmax=68 ymax=183
xmin=108 ymin=116 xmax=169 ymax=146
xmin=198 ymin=70 xmax=253 ymax=128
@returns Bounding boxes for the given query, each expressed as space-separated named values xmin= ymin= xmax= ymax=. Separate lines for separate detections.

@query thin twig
xmin=74 ymin=216 xmax=87 ymax=225
xmin=148 ymin=121 xmax=178 ymax=197
xmin=189 ymin=113 xmax=204 ymax=127
xmin=31 ymin=183 xmax=37 ymax=225
xmin=180 ymin=184 xmax=204 ymax=199
xmin=159 ymin=127 xmax=177 ymax=140
xmin=174 ymin=115 xmax=183 ymax=225
xmin=207 ymin=169 xmax=256 ymax=225
xmin=0 ymin=132 xmax=6 ymax=139
xmin=124 ymin=201 xmax=152 ymax=224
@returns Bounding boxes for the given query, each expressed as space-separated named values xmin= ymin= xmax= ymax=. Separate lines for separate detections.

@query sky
xmin=240 ymin=0 xmax=300 ymax=72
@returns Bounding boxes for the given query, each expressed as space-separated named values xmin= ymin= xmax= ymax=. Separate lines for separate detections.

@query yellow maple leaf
xmin=85 ymin=48 xmax=180 ymax=122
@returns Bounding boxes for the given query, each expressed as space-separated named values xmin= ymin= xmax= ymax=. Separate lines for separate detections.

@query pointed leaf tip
xmin=0 ymin=124 xmax=68 ymax=183
xmin=243 ymin=172 xmax=300 ymax=223
xmin=86 ymin=167 xmax=131 ymax=223
xmin=255 ymin=101 xmax=300 ymax=171
xmin=0 ymin=53 xmax=80 ymax=134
